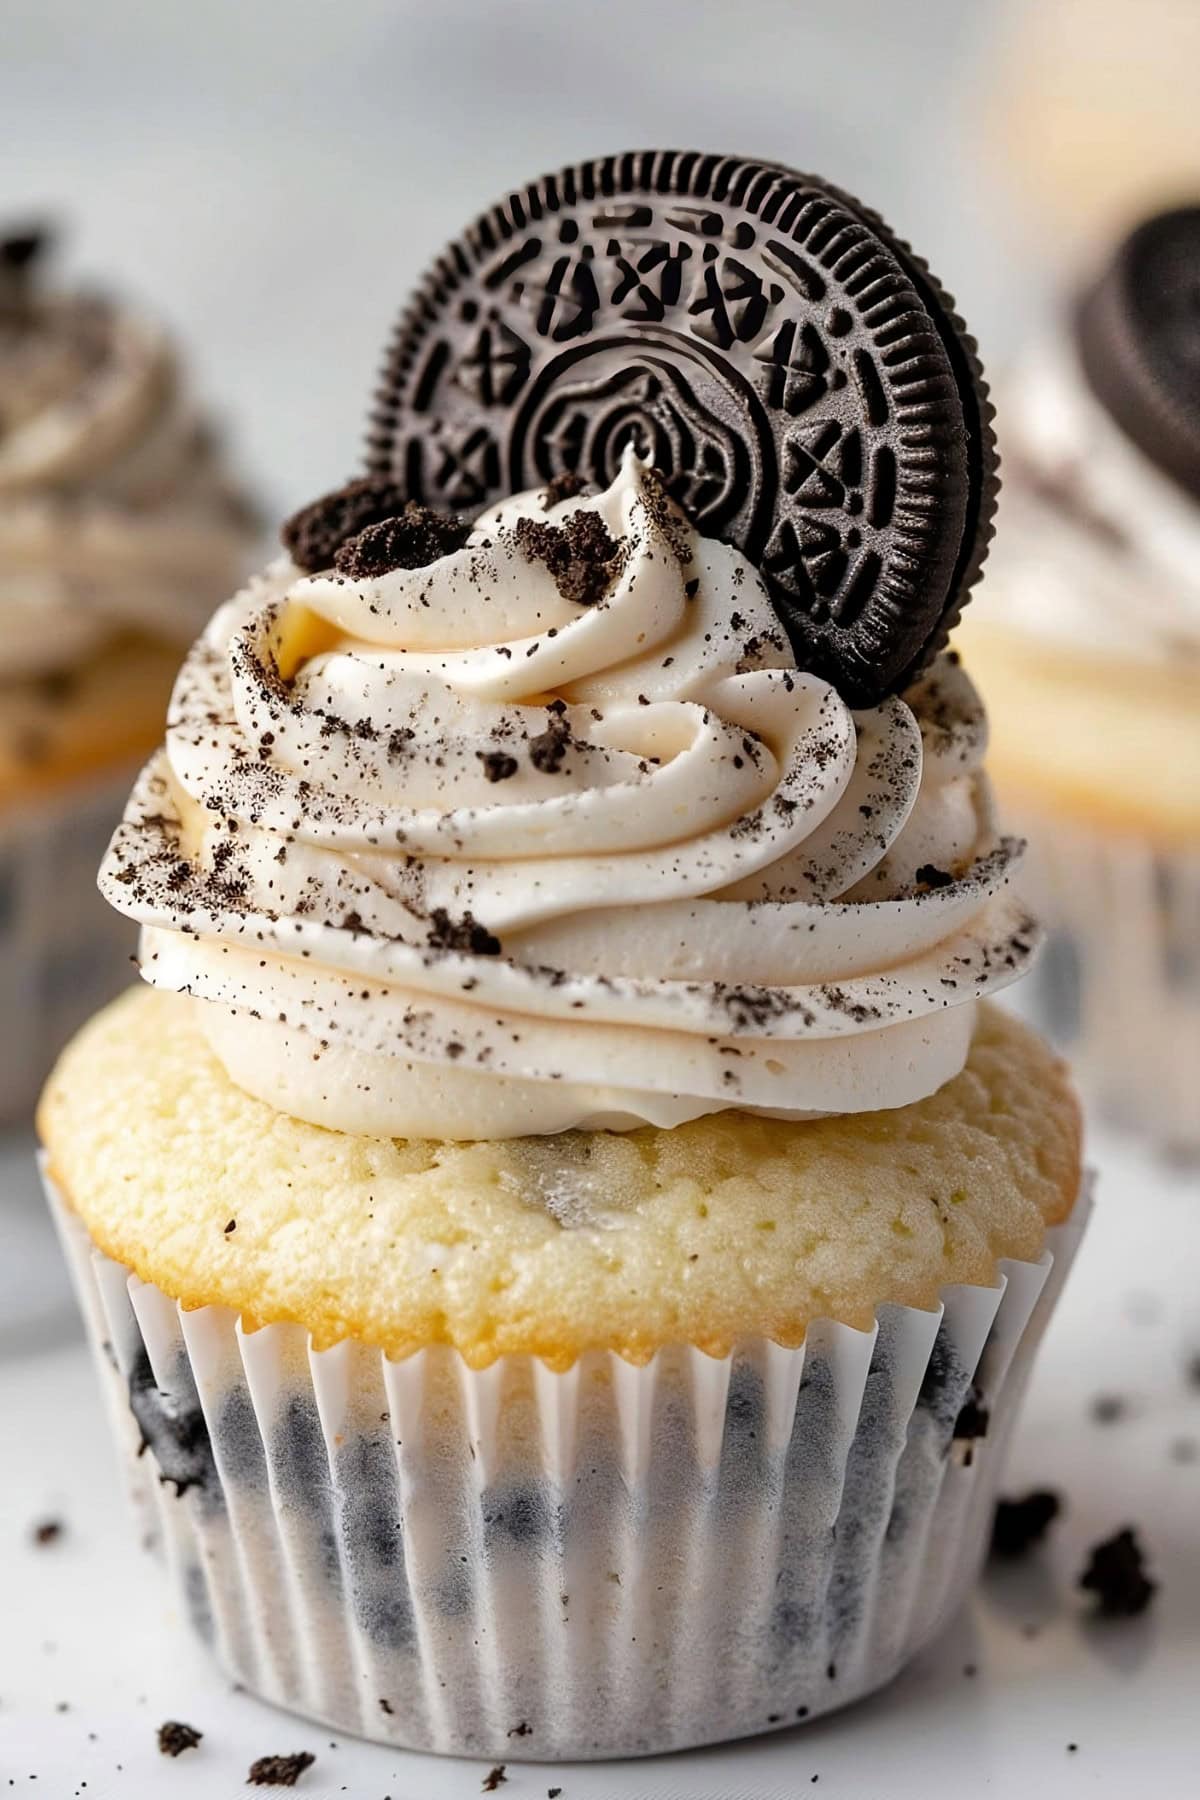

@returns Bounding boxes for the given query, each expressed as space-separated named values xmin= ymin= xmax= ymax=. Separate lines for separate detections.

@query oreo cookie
xmin=0 ymin=221 xmax=54 ymax=326
xmin=368 ymin=151 xmax=996 ymax=706
xmin=1076 ymin=205 xmax=1200 ymax=503
xmin=0 ymin=223 xmax=53 ymax=273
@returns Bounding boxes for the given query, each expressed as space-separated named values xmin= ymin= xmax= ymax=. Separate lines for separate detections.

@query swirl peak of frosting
xmin=100 ymin=448 xmax=1034 ymax=1139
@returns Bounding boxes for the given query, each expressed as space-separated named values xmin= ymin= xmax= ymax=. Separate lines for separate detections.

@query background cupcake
xmin=0 ymin=224 xmax=259 ymax=1121
xmin=40 ymin=154 xmax=1086 ymax=1758
xmin=957 ymin=206 xmax=1200 ymax=1155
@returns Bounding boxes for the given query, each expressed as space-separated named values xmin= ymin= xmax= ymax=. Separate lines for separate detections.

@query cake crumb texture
xmin=39 ymin=988 xmax=1082 ymax=1368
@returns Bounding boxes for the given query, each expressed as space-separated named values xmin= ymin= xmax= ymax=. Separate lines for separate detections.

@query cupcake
xmin=957 ymin=206 xmax=1200 ymax=1154
xmin=0 ymin=224 xmax=258 ymax=1120
xmin=40 ymin=154 xmax=1086 ymax=1759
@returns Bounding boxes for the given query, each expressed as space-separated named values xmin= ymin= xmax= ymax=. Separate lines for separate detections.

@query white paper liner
xmin=44 ymin=1167 xmax=1090 ymax=1761
xmin=0 ymin=771 xmax=136 ymax=1124
xmin=1017 ymin=820 xmax=1200 ymax=1155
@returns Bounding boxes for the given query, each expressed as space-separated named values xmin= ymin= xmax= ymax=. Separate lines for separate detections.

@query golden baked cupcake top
xmin=40 ymin=989 xmax=1079 ymax=1367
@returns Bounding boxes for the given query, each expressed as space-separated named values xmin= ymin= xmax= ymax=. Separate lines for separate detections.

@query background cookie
xmin=1076 ymin=203 xmax=1200 ymax=502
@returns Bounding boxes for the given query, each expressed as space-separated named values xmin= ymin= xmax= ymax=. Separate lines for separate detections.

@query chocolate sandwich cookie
xmin=368 ymin=150 xmax=996 ymax=706
xmin=0 ymin=221 xmax=54 ymax=325
xmin=1076 ymin=204 xmax=1200 ymax=503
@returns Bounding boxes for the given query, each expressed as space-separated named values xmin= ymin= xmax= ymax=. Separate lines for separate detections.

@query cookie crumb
xmin=953 ymin=1389 xmax=990 ymax=1464
xmin=334 ymin=503 xmax=471 ymax=579
xmin=513 ymin=511 xmax=624 ymax=607
xmin=1090 ymin=1393 xmax=1126 ymax=1425
xmin=991 ymin=1489 xmax=1061 ymax=1558
xmin=282 ymin=476 xmax=408 ymax=572
xmin=157 ymin=1721 xmax=202 ymax=1757
xmin=247 ymin=1750 xmax=316 ymax=1786
xmin=482 ymin=1768 xmax=507 ymax=1793
xmin=478 ymin=751 xmax=518 ymax=783
xmin=31 ymin=1519 xmax=63 ymax=1547
xmin=427 ymin=908 xmax=501 ymax=957
xmin=542 ymin=470 xmax=588 ymax=504
xmin=1079 ymin=1527 xmax=1156 ymax=1617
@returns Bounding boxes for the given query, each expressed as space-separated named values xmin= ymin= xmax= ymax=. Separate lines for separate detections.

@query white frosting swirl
xmin=100 ymin=449 xmax=1033 ymax=1140
xmin=978 ymin=339 xmax=1200 ymax=665
xmin=0 ymin=288 xmax=256 ymax=681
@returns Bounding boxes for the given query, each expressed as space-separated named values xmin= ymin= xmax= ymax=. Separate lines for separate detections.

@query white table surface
xmin=2 ymin=1119 xmax=1198 ymax=1800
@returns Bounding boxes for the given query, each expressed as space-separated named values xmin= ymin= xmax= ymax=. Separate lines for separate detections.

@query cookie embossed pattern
xmin=369 ymin=150 xmax=997 ymax=707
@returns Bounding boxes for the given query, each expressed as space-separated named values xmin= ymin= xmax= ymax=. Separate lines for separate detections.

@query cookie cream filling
xmin=100 ymin=448 xmax=1033 ymax=1139
xmin=0 ymin=286 xmax=255 ymax=683
xmin=977 ymin=339 xmax=1200 ymax=666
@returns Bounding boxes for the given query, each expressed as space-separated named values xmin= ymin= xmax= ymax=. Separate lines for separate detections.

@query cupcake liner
xmin=0 ymin=772 xmax=135 ymax=1124
xmin=1017 ymin=821 xmax=1200 ymax=1156
xmin=45 ymin=1165 xmax=1090 ymax=1760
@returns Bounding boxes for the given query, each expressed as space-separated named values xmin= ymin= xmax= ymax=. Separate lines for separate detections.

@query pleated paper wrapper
xmin=0 ymin=771 xmax=135 ymax=1123
xmin=46 ymin=1169 xmax=1090 ymax=1760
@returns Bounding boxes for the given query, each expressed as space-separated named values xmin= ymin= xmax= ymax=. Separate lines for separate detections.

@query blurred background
xmin=7 ymin=0 xmax=1198 ymax=515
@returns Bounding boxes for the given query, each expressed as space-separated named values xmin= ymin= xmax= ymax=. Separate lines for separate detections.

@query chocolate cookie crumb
xmin=31 ymin=1518 xmax=63 ymax=1547
xmin=247 ymin=1750 xmax=316 ymax=1787
xmin=507 ymin=1721 xmax=531 ymax=1738
xmin=334 ymin=502 xmax=471 ymax=579
xmin=478 ymin=750 xmax=519 ymax=783
xmin=542 ymin=470 xmax=588 ymax=504
xmin=548 ymin=1789 xmax=563 ymax=1798
xmin=482 ymin=1768 xmax=507 ymax=1793
xmin=991 ymin=1489 xmax=1062 ymax=1558
xmin=953 ymin=1390 xmax=990 ymax=1457
xmin=223 ymin=1218 xmax=237 ymax=1235
xmin=427 ymin=908 xmax=502 ymax=957
xmin=281 ymin=476 xmax=408 ymax=572
xmin=1079 ymin=1527 xmax=1157 ymax=1617
xmin=915 ymin=863 xmax=955 ymax=890
xmin=513 ymin=511 xmax=623 ymax=607
xmin=528 ymin=708 xmax=572 ymax=774
xmin=157 ymin=1720 xmax=202 ymax=1757
xmin=1090 ymin=1393 xmax=1126 ymax=1425
xmin=1 ymin=225 xmax=52 ymax=271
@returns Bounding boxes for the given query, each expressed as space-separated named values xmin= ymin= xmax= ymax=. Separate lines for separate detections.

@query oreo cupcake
xmin=958 ymin=206 xmax=1200 ymax=1154
xmin=40 ymin=155 xmax=1086 ymax=1759
xmin=0 ymin=225 xmax=257 ymax=1120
